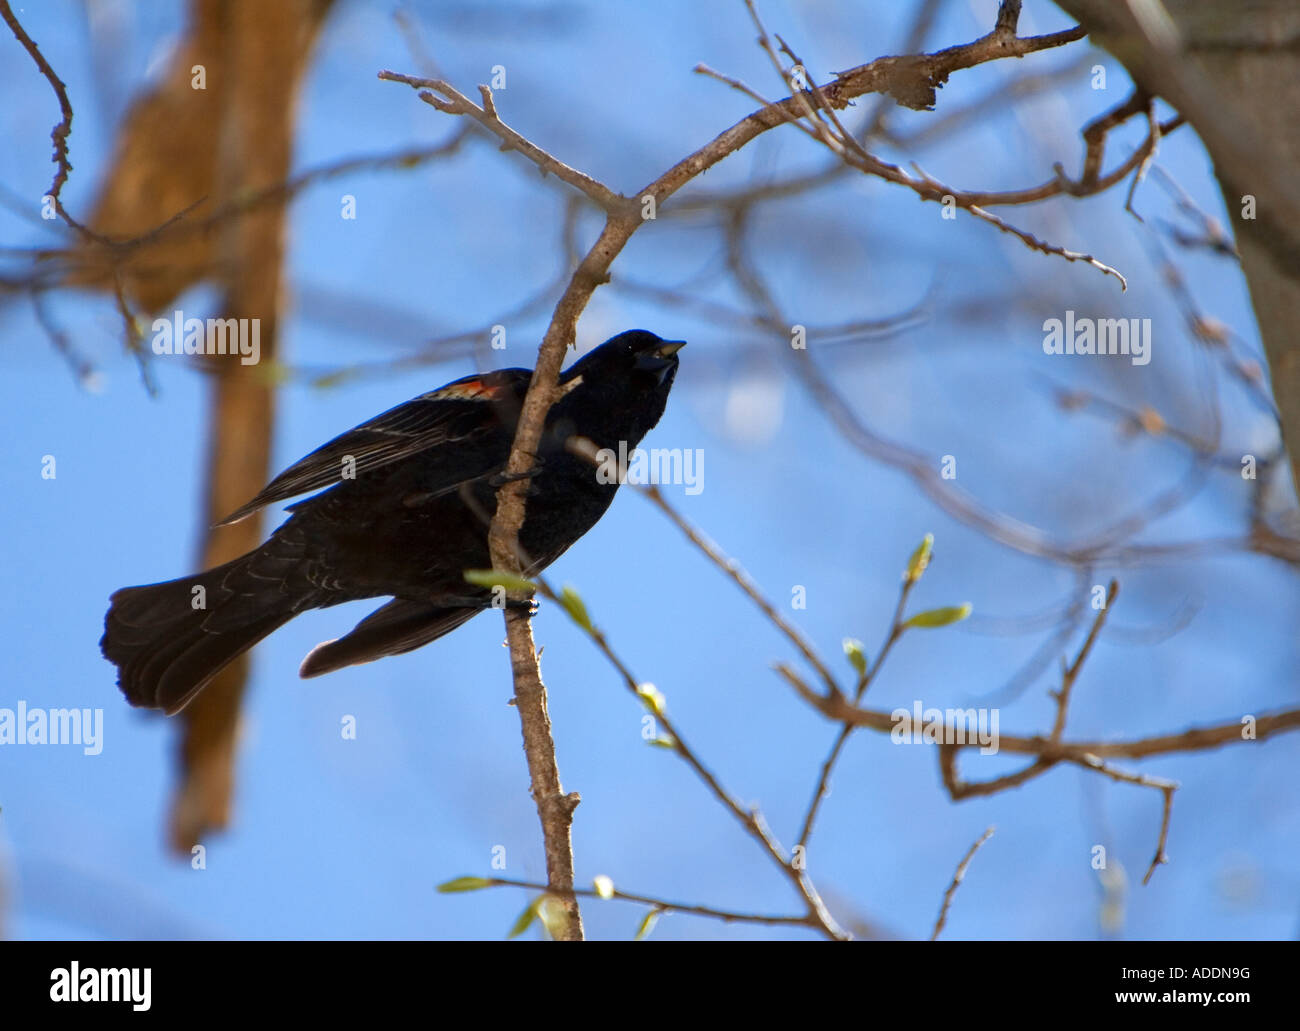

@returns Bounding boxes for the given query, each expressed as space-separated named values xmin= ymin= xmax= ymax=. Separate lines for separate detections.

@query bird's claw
xmin=488 ymin=459 xmax=546 ymax=489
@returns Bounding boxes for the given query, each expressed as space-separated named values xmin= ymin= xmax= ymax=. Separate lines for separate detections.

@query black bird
xmin=101 ymin=329 xmax=684 ymax=714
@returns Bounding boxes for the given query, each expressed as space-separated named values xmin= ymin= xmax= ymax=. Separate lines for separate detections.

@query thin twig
xmin=0 ymin=0 xmax=86 ymax=233
xmin=474 ymin=876 xmax=814 ymax=929
xmin=797 ymin=575 xmax=916 ymax=849
xmin=533 ymin=576 xmax=849 ymax=940
xmin=1069 ymin=753 xmax=1177 ymax=883
xmin=1050 ymin=579 xmax=1118 ymax=742
xmin=378 ymin=71 xmax=627 ymax=213
xmin=638 ymin=483 xmax=843 ymax=701
xmin=930 ymin=826 xmax=995 ymax=941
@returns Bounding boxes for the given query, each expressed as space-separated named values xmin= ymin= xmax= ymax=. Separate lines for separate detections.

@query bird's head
xmin=552 ymin=329 xmax=685 ymax=452
xmin=564 ymin=329 xmax=684 ymax=386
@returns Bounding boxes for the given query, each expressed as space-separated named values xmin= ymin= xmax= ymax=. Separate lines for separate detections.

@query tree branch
xmin=930 ymin=826 xmax=995 ymax=941
xmin=381 ymin=1 xmax=1093 ymax=942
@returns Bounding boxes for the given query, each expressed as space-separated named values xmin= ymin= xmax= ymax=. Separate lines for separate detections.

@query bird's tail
xmin=101 ymin=552 xmax=296 ymax=715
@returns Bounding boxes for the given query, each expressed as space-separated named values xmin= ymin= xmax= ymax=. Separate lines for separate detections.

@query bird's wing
xmin=298 ymin=598 xmax=479 ymax=678
xmin=217 ymin=368 xmax=529 ymax=525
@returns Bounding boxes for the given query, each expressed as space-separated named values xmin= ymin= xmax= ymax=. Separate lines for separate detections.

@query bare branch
xmin=930 ymin=826 xmax=996 ymax=941
xmin=0 ymin=0 xmax=84 ymax=232
xmin=378 ymin=71 xmax=627 ymax=213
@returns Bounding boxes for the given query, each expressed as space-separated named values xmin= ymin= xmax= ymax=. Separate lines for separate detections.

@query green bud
xmin=842 ymin=638 xmax=868 ymax=676
xmin=508 ymin=896 xmax=544 ymax=939
xmin=905 ymin=533 xmax=934 ymax=583
xmin=636 ymin=683 xmax=666 ymax=716
xmin=634 ymin=909 xmax=661 ymax=941
xmin=437 ymin=876 xmax=492 ymax=893
xmin=463 ymin=568 xmax=535 ymax=593
xmin=559 ymin=584 xmax=594 ymax=632
xmin=903 ymin=603 xmax=972 ymax=629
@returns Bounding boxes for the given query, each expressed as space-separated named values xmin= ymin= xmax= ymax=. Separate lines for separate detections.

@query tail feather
xmin=299 ymin=599 xmax=476 ymax=678
xmin=102 ymin=556 xmax=294 ymax=715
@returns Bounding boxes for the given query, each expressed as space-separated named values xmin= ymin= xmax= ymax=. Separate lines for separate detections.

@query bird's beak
xmin=635 ymin=339 xmax=685 ymax=383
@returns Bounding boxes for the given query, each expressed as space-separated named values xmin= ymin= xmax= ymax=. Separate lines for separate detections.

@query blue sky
xmin=1 ymin=0 xmax=1296 ymax=940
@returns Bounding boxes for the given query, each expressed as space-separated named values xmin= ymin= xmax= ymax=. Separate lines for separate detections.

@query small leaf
xmin=842 ymin=638 xmax=868 ymax=677
xmin=647 ymin=734 xmax=677 ymax=750
xmin=593 ymin=875 xmax=615 ymax=900
xmin=535 ymin=896 xmax=569 ymax=940
xmin=634 ymin=908 xmax=661 ymax=941
xmin=559 ymin=584 xmax=594 ymax=632
xmin=464 ymin=568 xmax=535 ymax=593
xmin=903 ymin=603 xmax=972 ymax=629
xmin=905 ymin=533 xmax=934 ymax=583
xmin=508 ymin=896 xmax=544 ymax=939
xmin=437 ymin=875 xmax=492 ymax=893
xmin=636 ymin=683 xmax=666 ymax=716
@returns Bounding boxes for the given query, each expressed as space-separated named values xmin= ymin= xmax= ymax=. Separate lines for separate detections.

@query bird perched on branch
xmin=102 ymin=329 xmax=685 ymax=714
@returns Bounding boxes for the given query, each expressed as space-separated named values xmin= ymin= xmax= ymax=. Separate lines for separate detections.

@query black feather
xmin=101 ymin=329 xmax=684 ymax=712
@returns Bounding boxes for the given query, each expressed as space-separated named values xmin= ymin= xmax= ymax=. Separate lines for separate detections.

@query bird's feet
xmin=488 ymin=459 xmax=546 ymax=490
xmin=439 ymin=593 xmax=539 ymax=615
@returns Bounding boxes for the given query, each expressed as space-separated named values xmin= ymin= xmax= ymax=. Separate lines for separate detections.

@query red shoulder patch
xmin=423 ymin=377 xmax=505 ymax=402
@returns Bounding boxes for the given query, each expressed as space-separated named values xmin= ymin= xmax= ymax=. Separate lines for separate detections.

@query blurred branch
xmin=771 ymin=581 xmax=1287 ymax=885
xmin=719 ymin=207 xmax=1300 ymax=571
xmin=171 ymin=0 xmax=334 ymax=853
xmin=775 ymin=604 xmax=1293 ymax=891
xmin=785 ymin=670 xmax=1300 ymax=760
xmin=1049 ymin=580 xmax=1118 ymax=743
xmin=0 ymin=0 xmax=151 ymax=382
xmin=930 ymin=826 xmax=995 ymax=941
xmin=40 ymin=130 xmax=474 ymax=303
xmin=1053 ymin=0 xmax=1300 ymax=499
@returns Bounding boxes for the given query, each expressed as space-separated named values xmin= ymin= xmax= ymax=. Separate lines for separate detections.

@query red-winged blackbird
xmin=101 ymin=329 xmax=685 ymax=714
